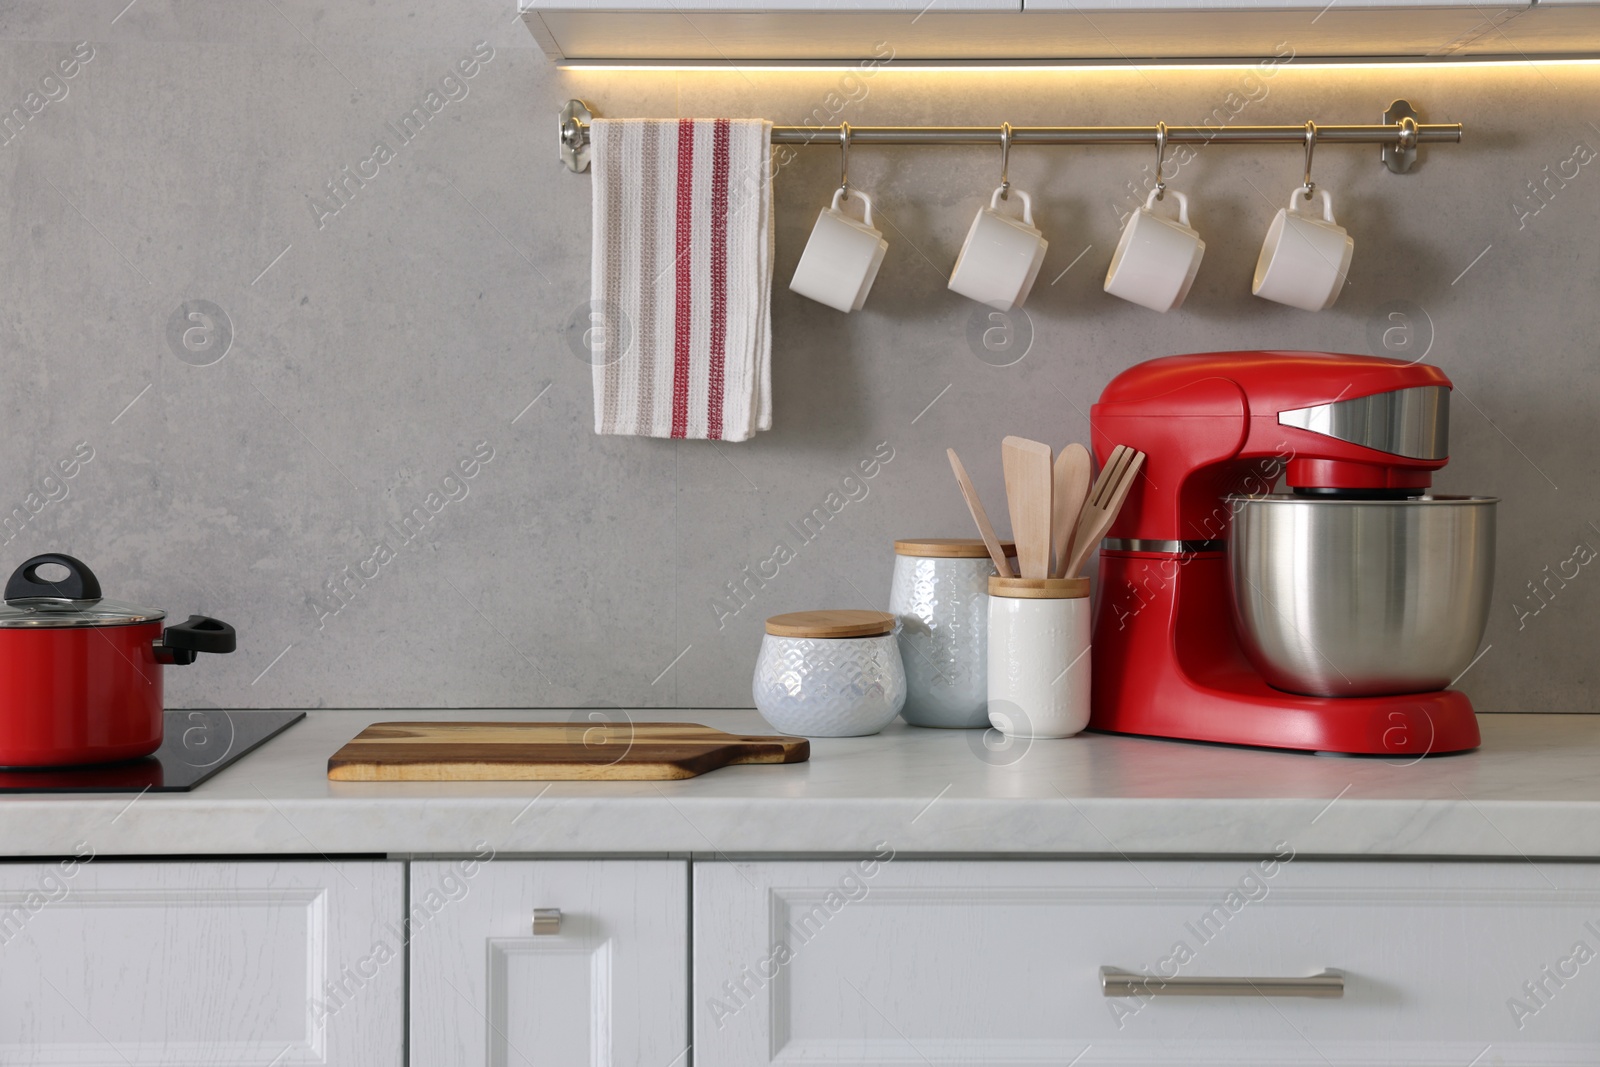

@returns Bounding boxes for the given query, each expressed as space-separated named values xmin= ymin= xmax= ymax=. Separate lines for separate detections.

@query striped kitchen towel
xmin=590 ymin=117 xmax=774 ymax=441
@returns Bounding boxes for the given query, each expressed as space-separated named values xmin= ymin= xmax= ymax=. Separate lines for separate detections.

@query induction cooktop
xmin=0 ymin=710 xmax=305 ymax=793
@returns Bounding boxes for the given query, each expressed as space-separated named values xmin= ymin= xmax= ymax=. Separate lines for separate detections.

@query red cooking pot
xmin=0 ymin=553 xmax=236 ymax=767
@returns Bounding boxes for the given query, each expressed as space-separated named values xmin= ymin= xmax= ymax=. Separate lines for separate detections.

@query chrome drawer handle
xmin=532 ymin=908 xmax=562 ymax=935
xmin=1100 ymin=967 xmax=1343 ymax=998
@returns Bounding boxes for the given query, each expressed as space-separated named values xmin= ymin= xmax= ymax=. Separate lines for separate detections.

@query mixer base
xmin=1090 ymin=548 xmax=1483 ymax=756
xmin=1090 ymin=676 xmax=1481 ymax=756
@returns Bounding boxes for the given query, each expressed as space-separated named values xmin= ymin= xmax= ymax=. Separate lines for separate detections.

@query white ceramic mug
xmin=948 ymin=186 xmax=1049 ymax=312
xmin=1253 ymin=186 xmax=1355 ymax=312
xmin=1104 ymin=189 xmax=1205 ymax=313
xmin=986 ymin=577 xmax=1091 ymax=739
xmin=789 ymin=188 xmax=889 ymax=313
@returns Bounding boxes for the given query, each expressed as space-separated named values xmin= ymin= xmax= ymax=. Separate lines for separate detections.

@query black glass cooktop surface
xmin=0 ymin=710 xmax=305 ymax=793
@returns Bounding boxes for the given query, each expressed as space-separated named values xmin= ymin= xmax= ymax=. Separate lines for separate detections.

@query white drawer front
xmin=409 ymin=858 xmax=688 ymax=1067
xmin=695 ymin=858 xmax=1600 ymax=1066
xmin=0 ymin=859 xmax=402 ymax=1066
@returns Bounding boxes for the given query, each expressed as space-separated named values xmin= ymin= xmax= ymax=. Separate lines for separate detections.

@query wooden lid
xmin=765 ymin=609 xmax=897 ymax=638
xmin=894 ymin=538 xmax=1018 ymax=558
xmin=988 ymin=576 xmax=1090 ymax=599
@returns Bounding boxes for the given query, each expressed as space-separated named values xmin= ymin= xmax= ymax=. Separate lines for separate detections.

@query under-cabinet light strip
xmin=557 ymin=54 xmax=1600 ymax=71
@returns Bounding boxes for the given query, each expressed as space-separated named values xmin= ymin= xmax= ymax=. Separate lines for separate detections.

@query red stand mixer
xmin=1089 ymin=351 xmax=1497 ymax=756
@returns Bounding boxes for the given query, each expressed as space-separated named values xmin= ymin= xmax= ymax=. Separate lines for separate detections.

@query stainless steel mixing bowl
xmin=1227 ymin=495 xmax=1497 ymax=697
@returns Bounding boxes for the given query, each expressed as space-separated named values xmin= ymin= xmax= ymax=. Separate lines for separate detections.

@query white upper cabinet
xmin=1014 ymin=0 xmax=1529 ymax=59
xmin=520 ymin=0 xmax=1600 ymax=62
xmin=523 ymin=4 xmax=1023 ymax=62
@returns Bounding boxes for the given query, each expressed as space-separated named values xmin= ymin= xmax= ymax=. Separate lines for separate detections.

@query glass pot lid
xmin=0 ymin=554 xmax=165 ymax=629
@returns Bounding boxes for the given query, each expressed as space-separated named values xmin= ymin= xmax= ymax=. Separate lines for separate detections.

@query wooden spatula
xmin=1050 ymin=443 xmax=1092 ymax=579
xmin=1001 ymin=436 xmax=1053 ymax=579
xmin=1065 ymin=447 xmax=1146 ymax=579
xmin=947 ymin=448 xmax=1014 ymax=579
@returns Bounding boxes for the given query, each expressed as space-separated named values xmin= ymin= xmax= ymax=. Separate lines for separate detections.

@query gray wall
xmin=1 ymin=2 xmax=1595 ymax=712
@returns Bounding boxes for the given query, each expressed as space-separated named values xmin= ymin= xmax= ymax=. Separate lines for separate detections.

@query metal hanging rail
xmin=557 ymin=99 xmax=1460 ymax=175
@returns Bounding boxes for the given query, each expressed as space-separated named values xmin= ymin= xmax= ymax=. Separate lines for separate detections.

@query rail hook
xmin=1153 ymin=121 xmax=1169 ymax=201
xmin=1302 ymin=120 xmax=1318 ymax=199
xmin=1397 ymin=114 xmax=1419 ymax=151
xmin=838 ymin=121 xmax=852 ymax=201
xmin=999 ymin=122 xmax=1013 ymax=200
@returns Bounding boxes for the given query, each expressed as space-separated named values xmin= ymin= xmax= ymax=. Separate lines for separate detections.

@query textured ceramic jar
xmin=753 ymin=610 xmax=906 ymax=737
xmin=889 ymin=538 xmax=1014 ymax=728
xmin=987 ymin=577 xmax=1092 ymax=739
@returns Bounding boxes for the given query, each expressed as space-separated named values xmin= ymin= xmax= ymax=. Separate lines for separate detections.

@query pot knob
xmin=4 ymin=553 xmax=102 ymax=604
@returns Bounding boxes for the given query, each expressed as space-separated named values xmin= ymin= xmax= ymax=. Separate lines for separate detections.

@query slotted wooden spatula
xmin=1065 ymin=446 xmax=1146 ymax=579
xmin=1001 ymin=436 xmax=1053 ymax=579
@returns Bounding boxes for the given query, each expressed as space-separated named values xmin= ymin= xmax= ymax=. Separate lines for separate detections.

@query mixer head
xmin=1278 ymin=383 xmax=1449 ymax=498
xmin=1092 ymin=351 xmax=1454 ymax=538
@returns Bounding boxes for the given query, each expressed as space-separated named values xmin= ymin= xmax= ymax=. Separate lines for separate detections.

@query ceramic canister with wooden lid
xmin=987 ymin=577 xmax=1091 ymax=739
xmin=753 ymin=610 xmax=907 ymax=738
xmin=889 ymin=538 xmax=1016 ymax=728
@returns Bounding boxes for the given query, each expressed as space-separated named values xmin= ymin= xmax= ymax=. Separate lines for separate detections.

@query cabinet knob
xmin=532 ymin=908 xmax=562 ymax=935
xmin=1100 ymin=967 xmax=1343 ymax=998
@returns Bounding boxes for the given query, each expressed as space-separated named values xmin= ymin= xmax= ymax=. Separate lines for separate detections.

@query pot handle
xmin=155 ymin=615 xmax=237 ymax=665
xmin=4 ymin=553 xmax=102 ymax=603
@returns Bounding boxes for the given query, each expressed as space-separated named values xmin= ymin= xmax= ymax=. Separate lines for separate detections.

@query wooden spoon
xmin=947 ymin=448 xmax=1014 ymax=579
xmin=1065 ymin=448 xmax=1146 ymax=579
xmin=1050 ymin=443 xmax=1092 ymax=579
xmin=1001 ymin=436 xmax=1053 ymax=579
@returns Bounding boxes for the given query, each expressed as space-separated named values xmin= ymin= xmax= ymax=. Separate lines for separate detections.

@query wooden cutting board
xmin=326 ymin=722 xmax=810 ymax=781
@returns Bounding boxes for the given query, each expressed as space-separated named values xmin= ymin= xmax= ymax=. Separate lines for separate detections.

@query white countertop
xmin=5 ymin=710 xmax=1600 ymax=860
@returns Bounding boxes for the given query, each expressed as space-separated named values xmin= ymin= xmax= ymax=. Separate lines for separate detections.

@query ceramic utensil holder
xmin=987 ymin=576 xmax=1091 ymax=739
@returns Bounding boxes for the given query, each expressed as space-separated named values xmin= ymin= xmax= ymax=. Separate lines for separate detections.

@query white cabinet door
xmin=409 ymin=859 xmax=688 ymax=1067
xmin=0 ymin=859 xmax=402 ymax=1066
xmin=696 ymin=858 xmax=1600 ymax=1066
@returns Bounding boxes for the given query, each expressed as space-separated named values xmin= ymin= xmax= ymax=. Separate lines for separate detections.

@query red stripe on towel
xmin=671 ymin=119 xmax=695 ymax=439
xmin=706 ymin=119 xmax=731 ymax=440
